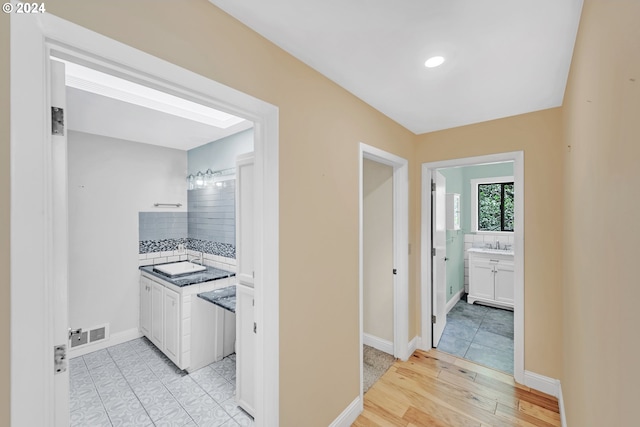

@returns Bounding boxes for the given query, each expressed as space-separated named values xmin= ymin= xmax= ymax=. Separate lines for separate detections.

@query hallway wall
xmin=562 ymin=1 xmax=640 ymax=425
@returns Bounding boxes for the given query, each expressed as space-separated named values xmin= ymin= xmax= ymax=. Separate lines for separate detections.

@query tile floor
xmin=70 ymin=337 xmax=253 ymax=427
xmin=437 ymin=296 xmax=514 ymax=374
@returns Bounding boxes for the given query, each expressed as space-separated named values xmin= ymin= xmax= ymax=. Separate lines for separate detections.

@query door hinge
xmin=432 ymin=315 xmax=437 ymax=324
xmin=54 ymin=344 xmax=67 ymax=374
xmin=253 ymin=322 xmax=257 ymax=334
xmin=51 ymin=107 xmax=64 ymax=136
xmin=432 ymin=247 xmax=436 ymax=257
xmin=431 ymin=181 xmax=435 ymax=191
xmin=393 ymin=268 xmax=397 ymax=275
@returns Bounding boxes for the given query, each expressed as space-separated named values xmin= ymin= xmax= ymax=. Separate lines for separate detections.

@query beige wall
xmin=363 ymin=159 xmax=394 ymax=343
xmin=415 ymin=107 xmax=565 ymax=379
xmin=4 ymin=1 xmax=417 ymax=425
xmin=0 ymin=10 xmax=11 ymax=427
xmin=562 ymin=1 xmax=640 ymax=425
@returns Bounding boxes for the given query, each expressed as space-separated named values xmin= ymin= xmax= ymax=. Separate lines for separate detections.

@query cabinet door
xmin=139 ymin=277 xmax=152 ymax=337
xmin=470 ymin=258 xmax=495 ymax=301
xmin=164 ymin=287 xmax=181 ymax=366
xmin=236 ymin=284 xmax=255 ymax=416
xmin=494 ymin=263 xmax=515 ymax=306
xmin=150 ymin=282 xmax=164 ymax=349
xmin=236 ymin=153 xmax=254 ymax=287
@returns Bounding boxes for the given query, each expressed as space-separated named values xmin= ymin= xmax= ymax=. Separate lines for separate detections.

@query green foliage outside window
xmin=478 ymin=183 xmax=514 ymax=232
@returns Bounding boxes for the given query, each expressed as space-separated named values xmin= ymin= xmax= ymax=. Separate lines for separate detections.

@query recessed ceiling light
xmin=424 ymin=56 xmax=445 ymax=68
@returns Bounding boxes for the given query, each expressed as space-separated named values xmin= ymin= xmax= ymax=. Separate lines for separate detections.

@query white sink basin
xmin=154 ymin=261 xmax=206 ymax=277
xmin=467 ymin=247 xmax=515 ymax=256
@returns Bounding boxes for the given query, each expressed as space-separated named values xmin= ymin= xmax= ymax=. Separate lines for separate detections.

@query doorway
xmin=358 ymin=144 xmax=409 ymax=399
xmin=432 ymin=163 xmax=516 ymax=374
xmin=10 ymin=13 xmax=279 ymax=427
xmin=421 ymin=152 xmax=525 ymax=384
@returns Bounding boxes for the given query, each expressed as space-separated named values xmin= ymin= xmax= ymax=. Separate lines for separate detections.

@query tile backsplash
xmin=139 ymin=178 xmax=236 ymax=260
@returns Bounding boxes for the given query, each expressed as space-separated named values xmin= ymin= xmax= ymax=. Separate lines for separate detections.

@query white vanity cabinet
xmin=468 ymin=251 xmax=514 ymax=309
xmin=139 ymin=273 xmax=231 ymax=371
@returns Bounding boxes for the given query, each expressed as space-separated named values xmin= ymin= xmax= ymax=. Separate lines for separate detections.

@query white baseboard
xmin=69 ymin=327 xmax=142 ymax=358
xmin=407 ymin=336 xmax=420 ymax=357
xmin=446 ymin=289 xmax=464 ymax=313
xmin=363 ymin=333 xmax=393 ymax=355
xmin=558 ymin=382 xmax=567 ymax=427
xmin=328 ymin=396 xmax=362 ymax=427
xmin=523 ymin=370 xmax=560 ymax=398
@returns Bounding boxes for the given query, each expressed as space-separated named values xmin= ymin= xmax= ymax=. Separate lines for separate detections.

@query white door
xmin=51 ymin=58 xmax=70 ymax=427
xmin=432 ymin=171 xmax=447 ymax=346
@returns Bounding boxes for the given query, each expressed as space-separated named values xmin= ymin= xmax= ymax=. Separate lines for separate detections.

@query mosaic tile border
xmin=139 ymin=238 xmax=235 ymax=259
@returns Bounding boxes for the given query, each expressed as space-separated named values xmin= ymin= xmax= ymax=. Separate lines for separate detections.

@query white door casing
xmin=10 ymin=12 xmax=279 ymax=427
xmin=359 ymin=143 xmax=409 ymax=408
xmin=432 ymin=171 xmax=447 ymax=347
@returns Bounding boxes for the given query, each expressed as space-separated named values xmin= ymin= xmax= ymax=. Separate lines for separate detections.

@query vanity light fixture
xmin=425 ymin=56 xmax=445 ymax=68
xmin=195 ymin=171 xmax=205 ymax=189
xmin=186 ymin=174 xmax=195 ymax=190
xmin=204 ymin=169 xmax=215 ymax=187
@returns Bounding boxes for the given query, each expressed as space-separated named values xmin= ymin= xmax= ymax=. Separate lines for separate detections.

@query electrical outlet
xmin=450 ymin=286 xmax=453 ymax=294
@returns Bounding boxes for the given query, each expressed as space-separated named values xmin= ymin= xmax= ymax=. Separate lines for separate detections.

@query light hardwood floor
xmin=353 ymin=349 xmax=560 ymax=427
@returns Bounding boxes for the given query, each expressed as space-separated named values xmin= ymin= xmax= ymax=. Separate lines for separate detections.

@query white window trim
xmin=470 ymin=175 xmax=514 ymax=234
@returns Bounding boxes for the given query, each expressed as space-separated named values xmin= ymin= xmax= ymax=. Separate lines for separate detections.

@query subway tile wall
xmin=138 ymin=179 xmax=236 ymax=260
xmin=139 ymin=212 xmax=188 ymax=241
xmin=188 ymin=180 xmax=235 ymax=246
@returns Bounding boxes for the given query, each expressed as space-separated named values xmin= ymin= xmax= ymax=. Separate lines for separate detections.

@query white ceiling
xmin=208 ymin=0 xmax=583 ymax=134
xmin=66 ymin=87 xmax=253 ymax=151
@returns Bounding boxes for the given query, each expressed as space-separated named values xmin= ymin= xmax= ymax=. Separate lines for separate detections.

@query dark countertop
xmin=198 ymin=286 xmax=236 ymax=313
xmin=140 ymin=263 xmax=235 ymax=287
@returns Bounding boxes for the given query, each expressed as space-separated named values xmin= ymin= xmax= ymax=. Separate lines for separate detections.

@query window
xmin=471 ymin=176 xmax=514 ymax=232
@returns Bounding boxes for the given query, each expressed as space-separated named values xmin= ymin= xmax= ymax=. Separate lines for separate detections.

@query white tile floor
xmin=70 ymin=337 xmax=253 ymax=427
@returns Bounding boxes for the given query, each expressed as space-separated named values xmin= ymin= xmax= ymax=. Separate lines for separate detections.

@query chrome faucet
xmin=496 ymin=241 xmax=500 ymax=250
xmin=189 ymin=252 xmax=203 ymax=265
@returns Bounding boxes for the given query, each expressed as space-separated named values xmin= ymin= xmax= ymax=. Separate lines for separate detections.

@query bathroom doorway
xmin=10 ymin=14 xmax=279 ymax=427
xmin=421 ymin=152 xmax=525 ymax=382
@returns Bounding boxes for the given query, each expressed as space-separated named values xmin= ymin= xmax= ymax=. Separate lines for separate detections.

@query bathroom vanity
xmin=139 ymin=262 xmax=235 ymax=372
xmin=467 ymin=248 xmax=514 ymax=309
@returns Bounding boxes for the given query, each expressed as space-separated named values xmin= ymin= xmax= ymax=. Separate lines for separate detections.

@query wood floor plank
xmin=437 ymin=369 xmax=520 ymax=410
xmin=380 ymin=373 xmax=518 ymax=427
xmin=452 ymin=356 xmax=522 ymax=388
xmin=369 ymin=376 xmax=486 ymax=427
xmin=474 ymin=374 xmax=560 ymax=413
xmin=402 ymin=406 xmax=479 ymax=427
xmin=495 ymin=403 xmax=559 ymax=427
xmin=353 ymin=350 xmax=560 ymax=427
xmin=517 ymin=400 xmax=561 ymax=426
xmin=389 ymin=367 xmax=499 ymax=414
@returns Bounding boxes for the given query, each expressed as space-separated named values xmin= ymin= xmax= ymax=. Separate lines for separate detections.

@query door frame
xmin=10 ymin=12 xmax=279 ymax=427
xmin=420 ymin=151 xmax=525 ymax=384
xmin=358 ymin=143 xmax=409 ymax=400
